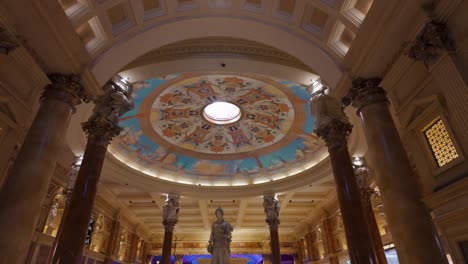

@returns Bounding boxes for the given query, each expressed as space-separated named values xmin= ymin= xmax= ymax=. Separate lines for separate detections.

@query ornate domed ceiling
xmin=108 ymin=72 xmax=325 ymax=186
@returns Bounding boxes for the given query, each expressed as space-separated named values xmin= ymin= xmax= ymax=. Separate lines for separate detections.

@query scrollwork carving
xmin=310 ymin=94 xmax=352 ymax=149
xmin=82 ymin=79 xmax=133 ymax=146
xmin=314 ymin=120 xmax=352 ymax=150
xmin=163 ymin=193 xmax=180 ymax=232
xmin=342 ymin=77 xmax=386 ymax=113
xmin=263 ymin=193 xmax=280 ymax=230
xmin=42 ymin=73 xmax=90 ymax=111
xmin=407 ymin=21 xmax=453 ymax=67
xmin=354 ymin=166 xmax=375 ymax=206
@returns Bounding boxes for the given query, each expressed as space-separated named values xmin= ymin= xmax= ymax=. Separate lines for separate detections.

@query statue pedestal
xmin=196 ymin=258 xmax=249 ymax=264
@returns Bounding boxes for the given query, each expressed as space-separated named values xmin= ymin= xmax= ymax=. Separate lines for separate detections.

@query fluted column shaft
xmin=346 ymin=78 xmax=447 ymax=264
xmin=311 ymin=95 xmax=377 ymax=264
xmin=0 ymin=74 xmax=86 ymax=263
xmin=52 ymin=79 xmax=133 ymax=264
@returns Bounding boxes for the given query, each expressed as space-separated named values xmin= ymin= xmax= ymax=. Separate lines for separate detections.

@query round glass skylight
xmin=203 ymin=102 xmax=241 ymax=125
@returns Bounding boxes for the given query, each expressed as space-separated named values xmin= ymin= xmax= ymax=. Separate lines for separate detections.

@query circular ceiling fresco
xmin=108 ymin=72 xmax=324 ymax=186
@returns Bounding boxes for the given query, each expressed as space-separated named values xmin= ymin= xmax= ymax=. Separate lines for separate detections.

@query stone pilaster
xmin=0 ymin=73 xmax=87 ymax=263
xmin=407 ymin=21 xmax=453 ymax=68
xmin=408 ymin=20 xmax=468 ymax=148
xmin=51 ymin=78 xmax=133 ymax=264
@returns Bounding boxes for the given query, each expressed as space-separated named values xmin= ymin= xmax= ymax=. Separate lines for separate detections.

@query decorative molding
xmin=311 ymin=95 xmax=352 ymax=150
xmin=123 ymin=37 xmax=315 ymax=73
xmin=314 ymin=119 xmax=352 ymax=150
xmin=343 ymin=77 xmax=386 ymax=112
xmin=263 ymin=193 xmax=280 ymax=230
xmin=82 ymin=79 xmax=133 ymax=146
xmin=43 ymin=73 xmax=90 ymax=111
xmin=407 ymin=21 xmax=453 ymax=68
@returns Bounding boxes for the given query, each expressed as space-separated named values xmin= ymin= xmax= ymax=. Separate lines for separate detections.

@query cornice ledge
xmin=102 ymin=152 xmax=333 ymax=198
xmin=423 ymin=176 xmax=468 ymax=209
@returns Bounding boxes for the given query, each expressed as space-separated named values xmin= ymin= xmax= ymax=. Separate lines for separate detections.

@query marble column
xmin=51 ymin=79 xmax=133 ymax=264
xmin=129 ymin=233 xmax=140 ymax=263
xmin=344 ymin=78 xmax=448 ymax=264
xmin=355 ymin=166 xmax=387 ymax=264
xmin=263 ymin=193 xmax=281 ymax=264
xmin=0 ymin=74 xmax=87 ymax=263
xmin=321 ymin=216 xmax=338 ymax=264
xmin=162 ymin=193 xmax=180 ymax=264
xmin=104 ymin=210 xmax=121 ymax=264
xmin=311 ymin=94 xmax=377 ymax=264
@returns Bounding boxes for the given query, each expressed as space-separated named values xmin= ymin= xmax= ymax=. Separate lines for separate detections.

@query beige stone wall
xmin=379 ymin=1 xmax=468 ymax=263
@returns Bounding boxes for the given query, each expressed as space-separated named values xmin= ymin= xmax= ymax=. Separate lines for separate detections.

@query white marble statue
xmin=208 ymin=207 xmax=233 ymax=264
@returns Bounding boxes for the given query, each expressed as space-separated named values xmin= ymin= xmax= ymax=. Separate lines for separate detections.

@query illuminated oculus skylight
xmin=203 ymin=102 xmax=241 ymax=125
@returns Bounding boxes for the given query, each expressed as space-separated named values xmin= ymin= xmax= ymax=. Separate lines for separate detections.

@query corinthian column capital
xmin=407 ymin=20 xmax=453 ymax=67
xmin=163 ymin=193 xmax=180 ymax=232
xmin=342 ymin=77 xmax=386 ymax=113
xmin=42 ymin=73 xmax=90 ymax=110
xmin=82 ymin=79 xmax=133 ymax=146
xmin=263 ymin=193 xmax=280 ymax=230
xmin=311 ymin=95 xmax=352 ymax=149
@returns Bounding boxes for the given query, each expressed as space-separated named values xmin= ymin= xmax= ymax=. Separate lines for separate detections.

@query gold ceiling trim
xmin=123 ymin=37 xmax=315 ymax=73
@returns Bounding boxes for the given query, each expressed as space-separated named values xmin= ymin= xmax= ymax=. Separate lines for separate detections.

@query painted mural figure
xmin=208 ymin=207 xmax=233 ymax=264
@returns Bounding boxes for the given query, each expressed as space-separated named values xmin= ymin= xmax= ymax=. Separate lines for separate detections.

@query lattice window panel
xmin=423 ymin=118 xmax=459 ymax=167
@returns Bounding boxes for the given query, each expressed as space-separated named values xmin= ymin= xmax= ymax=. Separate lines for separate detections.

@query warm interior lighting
xmin=203 ymin=101 xmax=241 ymax=125
xmin=423 ymin=118 xmax=459 ymax=167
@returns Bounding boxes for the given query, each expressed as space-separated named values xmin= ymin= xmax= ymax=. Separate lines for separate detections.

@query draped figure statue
xmin=208 ymin=207 xmax=233 ymax=264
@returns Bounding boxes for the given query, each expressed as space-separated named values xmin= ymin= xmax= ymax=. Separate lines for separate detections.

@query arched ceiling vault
xmin=122 ymin=37 xmax=316 ymax=74
xmin=57 ymin=0 xmax=377 ymax=87
xmin=57 ymin=0 xmax=376 ymax=235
